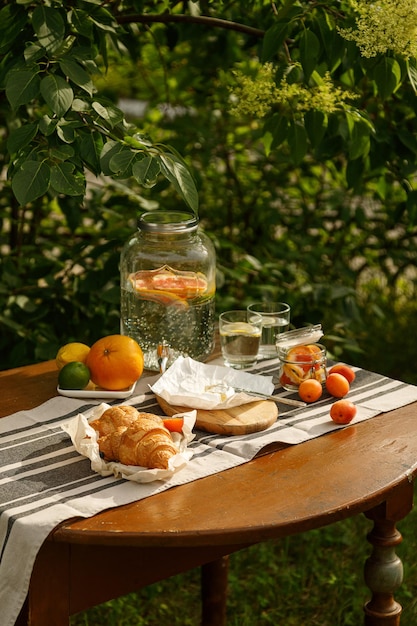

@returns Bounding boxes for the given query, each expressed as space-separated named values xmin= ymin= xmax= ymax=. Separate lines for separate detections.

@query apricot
xmin=328 ymin=363 xmax=356 ymax=384
xmin=330 ymin=400 xmax=357 ymax=424
xmin=325 ymin=372 xmax=350 ymax=398
xmin=298 ymin=379 xmax=323 ymax=403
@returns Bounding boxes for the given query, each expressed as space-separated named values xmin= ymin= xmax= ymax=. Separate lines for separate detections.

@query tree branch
xmin=116 ymin=13 xmax=265 ymax=38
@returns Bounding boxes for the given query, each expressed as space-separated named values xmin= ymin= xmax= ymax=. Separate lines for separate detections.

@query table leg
xmin=201 ymin=556 xmax=229 ymax=626
xmin=363 ymin=481 xmax=414 ymax=626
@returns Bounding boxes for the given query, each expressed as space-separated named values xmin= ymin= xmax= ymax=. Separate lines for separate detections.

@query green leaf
xmin=72 ymin=98 xmax=91 ymax=113
xmin=109 ymin=148 xmax=138 ymax=178
xmin=407 ymin=60 xmax=417 ymax=94
xmin=348 ymin=123 xmax=370 ymax=160
xmin=7 ymin=123 xmax=38 ymax=155
xmin=398 ymin=130 xmax=417 ymax=155
xmin=316 ymin=14 xmax=344 ymax=73
xmin=345 ymin=108 xmax=375 ymax=134
xmin=56 ymin=120 xmax=83 ymax=143
xmin=261 ymin=22 xmax=290 ymax=63
xmin=89 ymin=6 xmax=118 ymax=34
xmin=6 ymin=69 xmax=40 ymax=108
xmin=126 ymin=133 xmax=154 ymax=149
xmin=39 ymin=116 xmax=58 ymax=136
xmin=263 ymin=114 xmax=289 ymax=150
xmin=92 ymin=101 xmax=124 ymax=128
xmin=72 ymin=45 xmax=100 ymax=71
xmin=69 ymin=9 xmax=93 ymax=38
xmin=346 ymin=158 xmax=364 ymax=191
xmin=53 ymin=35 xmax=77 ymax=59
xmin=49 ymin=144 xmax=75 ymax=161
xmin=40 ymin=74 xmax=73 ymax=117
xmin=11 ymin=161 xmax=50 ymax=205
xmin=300 ymin=30 xmax=320 ymax=82
xmin=373 ymin=58 xmax=401 ymax=100
xmin=275 ymin=3 xmax=303 ymax=21
xmin=304 ymin=110 xmax=327 ymax=148
xmin=261 ymin=132 xmax=274 ymax=157
xmin=79 ymin=132 xmax=103 ymax=174
xmin=50 ymin=162 xmax=85 ymax=195
xmin=406 ymin=190 xmax=417 ymax=225
xmin=158 ymin=154 xmax=199 ymax=214
xmin=0 ymin=5 xmax=28 ymax=55
xmin=59 ymin=58 xmax=94 ymax=96
xmin=132 ymin=156 xmax=161 ymax=187
xmin=100 ymin=140 xmax=125 ymax=175
xmin=24 ymin=43 xmax=45 ymax=64
xmin=32 ymin=5 xmax=65 ymax=54
xmin=287 ymin=122 xmax=307 ymax=165
xmin=316 ymin=13 xmax=333 ymax=59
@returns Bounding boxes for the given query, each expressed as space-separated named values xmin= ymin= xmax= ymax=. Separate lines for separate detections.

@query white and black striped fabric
xmin=1 ymin=358 xmax=417 ymax=626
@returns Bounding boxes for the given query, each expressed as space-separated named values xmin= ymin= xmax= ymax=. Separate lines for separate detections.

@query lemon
xmin=58 ymin=362 xmax=91 ymax=390
xmin=56 ymin=342 xmax=90 ymax=370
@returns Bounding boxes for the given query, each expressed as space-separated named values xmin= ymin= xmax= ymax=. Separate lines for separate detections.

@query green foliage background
xmin=2 ymin=4 xmax=417 ymax=625
xmin=1 ymin=1 xmax=417 ymax=385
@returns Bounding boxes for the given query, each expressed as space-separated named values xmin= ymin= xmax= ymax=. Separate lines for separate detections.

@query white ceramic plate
xmin=57 ymin=383 xmax=136 ymax=399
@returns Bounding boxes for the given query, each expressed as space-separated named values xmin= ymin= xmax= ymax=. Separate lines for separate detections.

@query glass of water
xmin=247 ymin=302 xmax=290 ymax=359
xmin=219 ymin=310 xmax=262 ymax=369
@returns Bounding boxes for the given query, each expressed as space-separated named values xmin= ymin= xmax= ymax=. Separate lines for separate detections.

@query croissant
xmin=89 ymin=405 xmax=139 ymax=436
xmin=91 ymin=406 xmax=178 ymax=469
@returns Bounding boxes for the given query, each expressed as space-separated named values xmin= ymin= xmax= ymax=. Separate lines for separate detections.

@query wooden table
xmin=2 ymin=359 xmax=417 ymax=626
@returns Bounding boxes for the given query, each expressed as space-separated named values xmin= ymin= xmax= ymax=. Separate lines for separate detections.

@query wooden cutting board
xmin=156 ymin=395 xmax=278 ymax=436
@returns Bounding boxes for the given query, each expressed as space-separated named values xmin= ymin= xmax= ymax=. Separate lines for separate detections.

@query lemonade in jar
xmin=120 ymin=211 xmax=216 ymax=370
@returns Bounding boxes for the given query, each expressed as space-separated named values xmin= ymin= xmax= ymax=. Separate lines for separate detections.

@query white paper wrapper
xmin=62 ymin=403 xmax=196 ymax=483
xmin=150 ymin=356 xmax=274 ymax=410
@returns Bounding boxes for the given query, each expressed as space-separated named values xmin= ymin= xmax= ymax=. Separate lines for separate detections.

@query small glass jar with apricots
xmin=275 ymin=325 xmax=327 ymax=392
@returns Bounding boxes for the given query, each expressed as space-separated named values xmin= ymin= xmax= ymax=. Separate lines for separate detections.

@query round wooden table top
xmin=2 ymin=360 xmax=417 ymax=549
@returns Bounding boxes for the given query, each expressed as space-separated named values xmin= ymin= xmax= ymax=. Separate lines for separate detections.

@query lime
xmin=58 ymin=361 xmax=91 ymax=390
xmin=56 ymin=342 xmax=90 ymax=370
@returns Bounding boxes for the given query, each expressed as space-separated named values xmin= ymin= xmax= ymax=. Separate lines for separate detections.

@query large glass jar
xmin=120 ymin=211 xmax=216 ymax=371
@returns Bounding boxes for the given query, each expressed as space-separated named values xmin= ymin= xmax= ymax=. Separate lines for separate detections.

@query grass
xmin=70 ymin=484 xmax=417 ymax=626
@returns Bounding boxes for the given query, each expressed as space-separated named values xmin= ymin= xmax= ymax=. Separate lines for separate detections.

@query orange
xmin=286 ymin=344 xmax=321 ymax=361
xmin=86 ymin=335 xmax=144 ymax=390
xmin=286 ymin=344 xmax=323 ymax=374
xmin=130 ymin=268 xmax=212 ymax=307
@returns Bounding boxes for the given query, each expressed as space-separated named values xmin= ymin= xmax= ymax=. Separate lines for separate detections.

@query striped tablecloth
xmin=2 ymin=357 xmax=417 ymax=626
